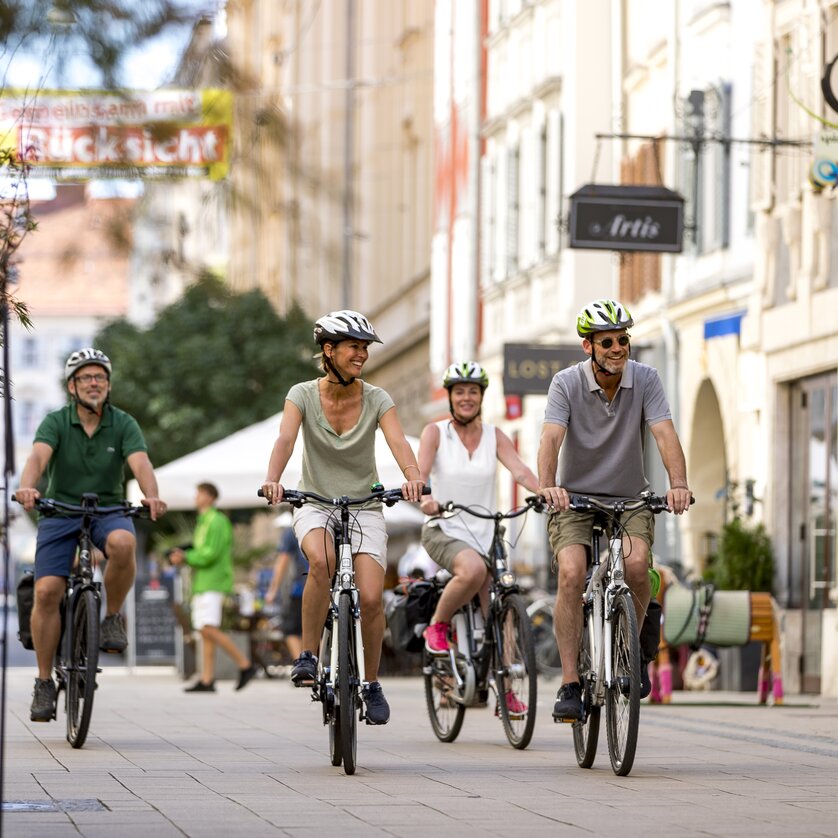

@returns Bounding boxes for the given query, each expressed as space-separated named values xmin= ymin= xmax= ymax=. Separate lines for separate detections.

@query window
xmin=506 ymin=145 xmax=520 ymax=276
xmin=21 ymin=337 xmax=38 ymax=368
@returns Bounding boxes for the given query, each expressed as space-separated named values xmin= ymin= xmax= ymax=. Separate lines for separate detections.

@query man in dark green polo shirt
xmin=16 ymin=348 xmax=167 ymax=723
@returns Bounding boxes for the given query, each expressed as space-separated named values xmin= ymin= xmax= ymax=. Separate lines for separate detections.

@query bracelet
xmin=403 ymin=465 xmax=420 ymax=476
xmin=671 ymin=484 xmax=689 ymax=490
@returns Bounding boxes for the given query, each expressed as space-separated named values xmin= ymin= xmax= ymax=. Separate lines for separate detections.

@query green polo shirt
xmin=185 ymin=506 xmax=234 ymax=595
xmin=34 ymin=404 xmax=148 ymax=506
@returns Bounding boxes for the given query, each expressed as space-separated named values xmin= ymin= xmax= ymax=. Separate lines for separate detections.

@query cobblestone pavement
xmin=2 ymin=667 xmax=837 ymax=837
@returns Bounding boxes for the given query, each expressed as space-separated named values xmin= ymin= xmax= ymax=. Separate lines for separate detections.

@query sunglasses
xmin=592 ymin=335 xmax=630 ymax=349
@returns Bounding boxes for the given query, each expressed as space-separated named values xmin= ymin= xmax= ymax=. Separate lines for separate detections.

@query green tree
xmin=94 ymin=275 xmax=316 ymax=465
xmin=704 ymin=517 xmax=774 ymax=593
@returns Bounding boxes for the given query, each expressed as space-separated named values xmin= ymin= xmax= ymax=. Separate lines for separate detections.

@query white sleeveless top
xmin=426 ymin=420 xmax=497 ymax=556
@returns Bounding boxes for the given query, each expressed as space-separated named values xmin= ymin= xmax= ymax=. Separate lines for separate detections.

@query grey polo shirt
xmin=543 ymin=358 xmax=671 ymax=497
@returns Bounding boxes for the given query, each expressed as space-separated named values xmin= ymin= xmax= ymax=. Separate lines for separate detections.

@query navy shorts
xmin=34 ymin=515 xmax=136 ymax=580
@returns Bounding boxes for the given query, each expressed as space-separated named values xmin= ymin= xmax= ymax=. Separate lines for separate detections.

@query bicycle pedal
xmin=552 ymin=713 xmax=580 ymax=724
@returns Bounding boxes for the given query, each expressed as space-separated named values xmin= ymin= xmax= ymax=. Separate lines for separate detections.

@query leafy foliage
xmin=704 ymin=517 xmax=774 ymax=593
xmin=95 ymin=275 xmax=317 ymax=465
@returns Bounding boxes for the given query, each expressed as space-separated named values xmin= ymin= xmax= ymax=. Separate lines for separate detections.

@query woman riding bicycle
xmin=261 ymin=310 xmax=424 ymax=725
xmin=417 ymin=362 xmax=540 ymax=697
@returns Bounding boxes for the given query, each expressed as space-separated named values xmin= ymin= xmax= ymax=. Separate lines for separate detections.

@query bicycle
xmin=14 ymin=493 xmax=150 ymax=748
xmin=258 ymin=484 xmax=424 ymax=775
xmin=563 ymin=491 xmax=691 ymax=776
xmin=423 ymin=495 xmax=543 ymax=750
xmin=526 ymin=595 xmax=562 ymax=679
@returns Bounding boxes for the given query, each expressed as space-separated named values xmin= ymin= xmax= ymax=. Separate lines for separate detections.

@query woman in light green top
xmin=262 ymin=310 xmax=424 ymax=725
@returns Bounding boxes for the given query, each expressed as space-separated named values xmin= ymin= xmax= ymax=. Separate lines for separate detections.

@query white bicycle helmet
xmin=442 ymin=361 xmax=489 ymax=391
xmin=64 ymin=348 xmax=112 ymax=381
xmin=313 ymin=310 xmax=382 ymax=345
xmin=576 ymin=299 xmax=634 ymax=337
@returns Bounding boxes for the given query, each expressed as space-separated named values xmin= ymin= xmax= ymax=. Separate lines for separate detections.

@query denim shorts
xmin=34 ymin=515 xmax=136 ymax=580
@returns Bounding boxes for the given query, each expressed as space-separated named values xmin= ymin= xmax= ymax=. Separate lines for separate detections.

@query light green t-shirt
xmin=286 ymin=379 xmax=395 ymax=499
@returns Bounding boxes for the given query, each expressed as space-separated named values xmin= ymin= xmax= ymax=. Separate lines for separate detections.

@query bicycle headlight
xmin=340 ymin=572 xmax=352 ymax=589
xmin=499 ymin=570 xmax=516 ymax=587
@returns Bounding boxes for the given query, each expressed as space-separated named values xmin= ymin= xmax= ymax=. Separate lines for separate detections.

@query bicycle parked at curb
xmin=259 ymin=484 xmax=426 ymax=775
xmin=423 ymin=495 xmax=543 ymax=750
xmin=564 ymin=492 xmax=692 ymax=776
xmin=14 ymin=493 xmax=150 ymax=748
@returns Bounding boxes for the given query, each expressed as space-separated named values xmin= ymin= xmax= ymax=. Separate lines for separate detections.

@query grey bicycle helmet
xmin=64 ymin=348 xmax=112 ymax=381
xmin=313 ymin=310 xmax=382 ymax=345
xmin=576 ymin=299 xmax=634 ymax=337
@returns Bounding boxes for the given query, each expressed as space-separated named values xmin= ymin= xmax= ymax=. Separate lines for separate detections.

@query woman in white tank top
xmin=417 ymin=362 xmax=539 ymax=657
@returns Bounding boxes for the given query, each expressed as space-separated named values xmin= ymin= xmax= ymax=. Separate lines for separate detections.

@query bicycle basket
xmin=386 ymin=579 xmax=438 ymax=653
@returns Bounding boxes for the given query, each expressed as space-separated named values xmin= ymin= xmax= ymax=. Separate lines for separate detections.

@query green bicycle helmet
xmin=442 ymin=361 xmax=489 ymax=391
xmin=576 ymin=299 xmax=634 ymax=337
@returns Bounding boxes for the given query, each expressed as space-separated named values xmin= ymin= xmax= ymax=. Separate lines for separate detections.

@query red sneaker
xmin=500 ymin=690 xmax=527 ymax=718
xmin=423 ymin=621 xmax=450 ymax=655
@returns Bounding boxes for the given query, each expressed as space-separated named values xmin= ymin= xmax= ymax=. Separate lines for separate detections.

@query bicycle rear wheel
xmin=527 ymin=599 xmax=562 ymax=679
xmin=572 ymin=605 xmax=600 ymax=768
xmin=423 ymin=651 xmax=466 ymax=742
xmin=605 ymin=590 xmax=640 ymax=776
xmin=66 ymin=587 xmax=99 ymax=748
xmin=337 ymin=593 xmax=358 ymax=775
xmin=495 ymin=593 xmax=537 ymax=749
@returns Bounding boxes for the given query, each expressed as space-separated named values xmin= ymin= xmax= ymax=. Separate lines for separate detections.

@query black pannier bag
xmin=16 ymin=572 xmax=35 ymax=650
xmin=386 ymin=579 xmax=438 ymax=653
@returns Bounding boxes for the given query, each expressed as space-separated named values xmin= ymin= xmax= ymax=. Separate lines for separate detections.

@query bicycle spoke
xmin=573 ymin=606 xmax=600 ymax=768
xmin=338 ymin=594 xmax=358 ymax=775
xmin=423 ymin=653 xmax=465 ymax=742
xmin=66 ymin=588 xmax=99 ymax=748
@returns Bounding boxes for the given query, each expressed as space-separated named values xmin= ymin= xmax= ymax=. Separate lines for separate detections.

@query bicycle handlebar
xmin=257 ymin=485 xmax=431 ymax=508
xmin=13 ymin=495 xmax=151 ymax=518
xmin=440 ymin=494 xmax=545 ymax=520
xmin=567 ymin=492 xmax=695 ymax=515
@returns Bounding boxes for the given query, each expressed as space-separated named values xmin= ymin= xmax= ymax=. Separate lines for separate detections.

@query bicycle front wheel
xmin=423 ymin=651 xmax=466 ymax=742
xmin=66 ymin=588 xmax=99 ymax=748
xmin=605 ymin=590 xmax=641 ymax=776
xmin=318 ymin=616 xmax=341 ymax=766
xmin=495 ymin=593 xmax=537 ymax=749
xmin=337 ymin=593 xmax=358 ymax=775
xmin=572 ymin=605 xmax=600 ymax=768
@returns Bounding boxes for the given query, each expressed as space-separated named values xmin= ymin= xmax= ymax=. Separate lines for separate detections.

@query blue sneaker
xmin=290 ymin=651 xmax=317 ymax=687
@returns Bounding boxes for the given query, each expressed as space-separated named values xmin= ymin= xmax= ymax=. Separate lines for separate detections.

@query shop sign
xmin=503 ymin=343 xmax=583 ymax=395
xmin=569 ymin=184 xmax=685 ymax=253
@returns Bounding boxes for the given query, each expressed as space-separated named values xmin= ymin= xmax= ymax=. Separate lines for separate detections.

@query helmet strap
xmin=323 ymin=353 xmax=355 ymax=387
xmin=448 ymin=396 xmax=481 ymax=425
xmin=590 ymin=340 xmax=631 ymax=380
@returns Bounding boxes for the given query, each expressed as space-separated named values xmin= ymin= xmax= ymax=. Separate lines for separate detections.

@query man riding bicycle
xmin=536 ymin=300 xmax=692 ymax=721
xmin=15 ymin=348 xmax=167 ymax=722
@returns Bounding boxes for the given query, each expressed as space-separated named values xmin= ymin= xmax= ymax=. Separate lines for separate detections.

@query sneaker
xmin=235 ymin=664 xmax=258 ymax=691
xmin=362 ymin=681 xmax=390 ymax=725
xmin=553 ymin=681 xmax=583 ymax=722
xmin=423 ymin=621 xmax=450 ymax=655
xmin=184 ymin=681 xmax=216 ymax=693
xmin=290 ymin=651 xmax=317 ymax=687
xmin=30 ymin=678 xmax=57 ymax=722
xmin=503 ymin=690 xmax=528 ymax=716
xmin=99 ymin=613 xmax=128 ymax=653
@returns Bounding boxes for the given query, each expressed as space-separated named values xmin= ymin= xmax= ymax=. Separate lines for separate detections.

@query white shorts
xmin=292 ymin=504 xmax=388 ymax=570
xmin=191 ymin=591 xmax=225 ymax=629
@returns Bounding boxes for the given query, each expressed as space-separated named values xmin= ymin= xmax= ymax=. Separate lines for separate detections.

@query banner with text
xmin=1 ymin=88 xmax=232 ymax=180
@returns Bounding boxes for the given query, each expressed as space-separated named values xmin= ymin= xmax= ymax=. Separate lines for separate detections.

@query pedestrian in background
xmin=170 ymin=482 xmax=257 ymax=693
xmin=265 ymin=523 xmax=306 ymax=661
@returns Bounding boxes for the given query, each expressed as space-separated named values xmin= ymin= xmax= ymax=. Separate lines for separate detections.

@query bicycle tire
xmin=319 ymin=617 xmax=342 ymax=766
xmin=605 ymin=590 xmax=640 ymax=776
xmin=495 ymin=593 xmax=537 ymax=749
xmin=337 ymin=593 xmax=358 ymax=775
xmin=572 ymin=605 xmax=600 ymax=768
xmin=423 ymin=650 xmax=466 ymax=742
xmin=66 ymin=587 xmax=99 ymax=748
xmin=527 ymin=600 xmax=563 ymax=678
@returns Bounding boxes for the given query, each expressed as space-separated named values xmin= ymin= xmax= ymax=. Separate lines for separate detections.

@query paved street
xmin=1 ymin=666 xmax=837 ymax=838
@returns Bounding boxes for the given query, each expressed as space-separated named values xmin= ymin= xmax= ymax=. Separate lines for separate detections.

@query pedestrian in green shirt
xmin=170 ymin=482 xmax=257 ymax=693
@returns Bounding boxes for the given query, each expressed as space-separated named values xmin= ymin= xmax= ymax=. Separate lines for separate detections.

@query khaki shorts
xmin=547 ymin=507 xmax=655 ymax=566
xmin=292 ymin=504 xmax=388 ymax=570
xmin=421 ymin=522 xmax=489 ymax=572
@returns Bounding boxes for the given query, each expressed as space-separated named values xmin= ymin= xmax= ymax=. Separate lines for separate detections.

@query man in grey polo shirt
xmin=537 ymin=299 xmax=692 ymax=721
